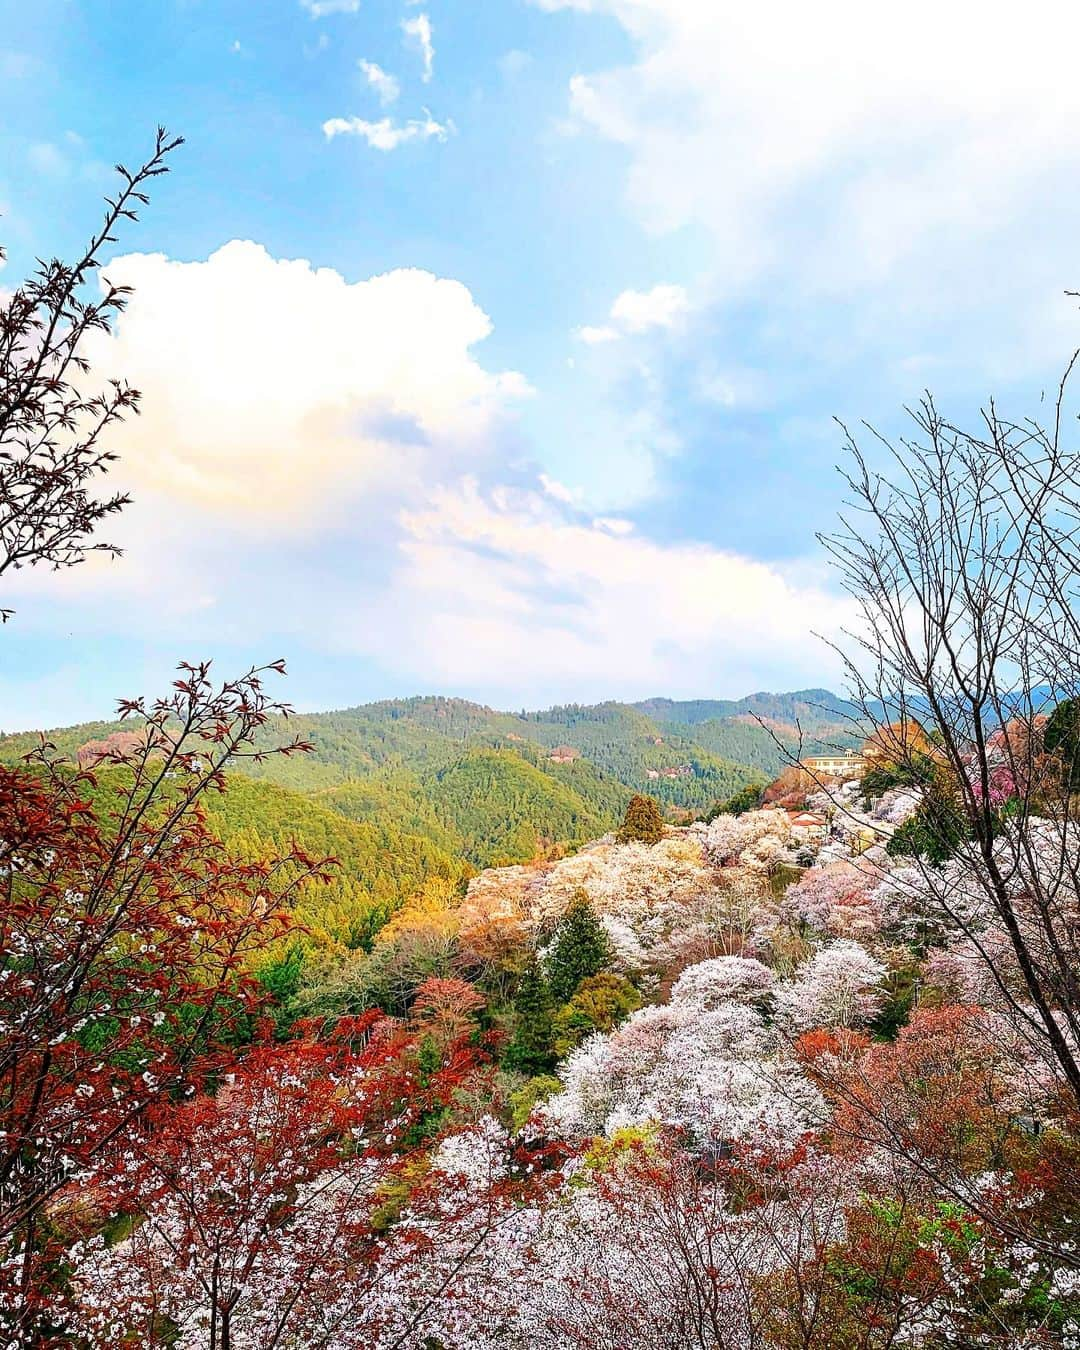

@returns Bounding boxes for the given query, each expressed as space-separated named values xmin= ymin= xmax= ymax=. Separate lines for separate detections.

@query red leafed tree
xmin=65 ymin=1022 xmax=551 ymax=1350
xmin=799 ymin=1005 xmax=1080 ymax=1270
xmin=0 ymin=660 xmax=325 ymax=1336
xmin=410 ymin=976 xmax=486 ymax=1046
xmin=0 ymin=127 xmax=182 ymax=617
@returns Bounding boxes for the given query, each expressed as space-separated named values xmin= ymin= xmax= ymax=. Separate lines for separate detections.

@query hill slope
xmin=0 ymin=689 xmax=860 ymax=919
xmin=200 ymin=775 xmax=469 ymax=949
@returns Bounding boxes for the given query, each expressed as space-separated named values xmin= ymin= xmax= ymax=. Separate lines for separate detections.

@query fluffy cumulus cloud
xmin=579 ymin=283 xmax=689 ymax=343
xmin=539 ymin=0 xmax=1080 ymax=362
xmin=78 ymin=240 xmax=526 ymax=523
xmin=4 ymin=235 xmax=851 ymax=708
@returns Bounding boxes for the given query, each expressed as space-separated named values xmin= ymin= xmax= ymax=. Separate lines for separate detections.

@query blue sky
xmin=3 ymin=0 xmax=1080 ymax=728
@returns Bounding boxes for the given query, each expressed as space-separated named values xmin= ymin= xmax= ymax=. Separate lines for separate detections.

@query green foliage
xmin=318 ymin=750 xmax=628 ymax=870
xmin=424 ymin=750 xmax=613 ymax=867
xmin=256 ymin=945 xmax=306 ymax=1032
xmin=636 ymin=689 xmax=860 ymax=732
xmin=352 ymin=936 xmax=458 ymax=1020
xmin=504 ymin=959 xmax=555 ymax=1075
xmin=860 ymin=751 xmax=937 ymax=808
xmin=886 ymin=785 xmax=969 ymax=865
xmin=1045 ymin=697 xmax=1080 ymax=790
xmin=0 ymin=692 xmax=794 ymax=823
xmin=546 ymin=892 xmax=611 ymax=1003
xmin=552 ymin=973 xmax=641 ymax=1058
xmin=508 ymin=1075 xmax=563 ymax=1132
xmin=868 ymin=962 xmax=920 ymax=1041
xmin=707 ymin=782 xmax=764 ymax=820
xmin=580 ymin=1124 xmax=660 ymax=1172
xmin=201 ymin=775 xmax=466 ymax=949
xmin=617 ymin=793 xmax=665 ymax=844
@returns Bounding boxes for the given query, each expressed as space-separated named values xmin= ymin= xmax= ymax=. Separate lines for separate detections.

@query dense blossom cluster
xmin=13 ymin=765 xmax=1080 ymax=1346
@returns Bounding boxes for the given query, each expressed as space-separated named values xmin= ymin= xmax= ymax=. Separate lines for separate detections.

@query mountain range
xmin=0 ymin=689 xmax=860 ymax=946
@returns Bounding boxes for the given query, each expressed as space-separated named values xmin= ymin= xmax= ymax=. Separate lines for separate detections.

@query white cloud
xmin=301 ymin=0 xmax=360 ymax=16
xmin=577 ymin=324 xmax=619 ymax=345
xmin=538 ymin=473 xmax=580 ymax=504
xmin=357 ymin=58 xmax=399 ymax=106
xmin=387 ymin=478 xmax=851 ymax=697
xmin=610 ymin=284 xmax=688 ymax=333
xmin=499 ymin=49 xmax=533 ymax=79
xmin=8 ymin=232 xmax=850 ymax=705
xmin=77 ymin=240 xmax=527 ymax=525
xmin=577 ymin=283 xmax=688 ymax=343
xmin=322 ymin=113 xmax=451 ymax=150
xmin=538 ymin=0 xmax=1080 ymax=363
xmin=402 ymin=13 xmax=434 ymax=83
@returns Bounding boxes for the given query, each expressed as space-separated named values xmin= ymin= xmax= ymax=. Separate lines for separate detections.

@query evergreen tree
xmin=546 ymin=890 xmax=610 ymax=1003
xmin=1045 ymin=697 xmax=1080 ymax=791
xmin=617 ymin=793 xmax=665 ymax=844
xmin=707 ymin=782 xmax=764 ymax=820
xmin=504 ymin=959 xmax=555 ymax=1074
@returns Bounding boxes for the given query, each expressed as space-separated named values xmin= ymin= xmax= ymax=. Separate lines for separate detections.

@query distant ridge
xmin=632 ymin=688 xmax=859 ymax=731
xmin=0 ymin=687 xmax=859 ymax=809
xmin=0 ymin=688 xmax=865 ymax=929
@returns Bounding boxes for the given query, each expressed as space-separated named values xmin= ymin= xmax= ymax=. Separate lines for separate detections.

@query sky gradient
xmin=3 ymin=0 xmax=1080 ymax=728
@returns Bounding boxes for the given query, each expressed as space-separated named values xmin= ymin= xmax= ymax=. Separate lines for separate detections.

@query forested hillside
xmin=0 ymin=690 xmax=861 ymax=944
xmin=0 ymin=687 xmax=856 ymax=819
xmin=633 ymin=688 xmax=859 ymax=731
xmin=200 ymin=776 xmax=468 ymax=950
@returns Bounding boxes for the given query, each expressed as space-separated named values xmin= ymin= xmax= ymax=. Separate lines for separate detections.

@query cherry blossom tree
xmin=668 ymin=955 xmax=775 ymax=1011
xmin=0 ymin=660 xmax=320 ymax=1336
xmin=66 ymin=1023 xmax=541 ymax=1349
xmin=494 ymin=1134 xmax=856 ymax=1350
xmin=773 ymin=940 xmax=886 ymax=1033
xmin=781 ymin=861 xmax=887 ymax=940
xmin=540 ymin=997 xmax=822 ymax=1151
xmin=799 ymin=1005 xmax=1080 ymax=1275
xmin=695 ymin=810 xmax=794 ymax=871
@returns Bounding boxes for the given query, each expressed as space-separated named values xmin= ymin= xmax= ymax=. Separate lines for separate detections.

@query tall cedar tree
xmin=617 ymin=793 xmax=665 ymax=844
xmin=505 ymin=958 xmax=555 ymax=1074
xmin=546 ymin=890 xmax=610 ymax=1003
